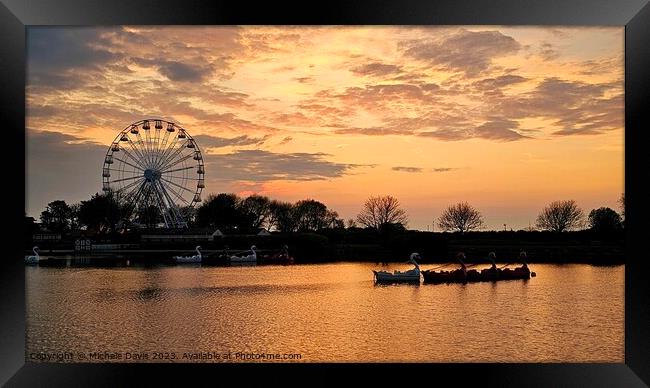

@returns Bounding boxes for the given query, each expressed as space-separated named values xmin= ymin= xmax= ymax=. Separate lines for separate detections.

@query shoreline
xmin=26 ymin=230 xmax=625 ymax=265
xmin=25 ymin=250 xmax=625 ymax=265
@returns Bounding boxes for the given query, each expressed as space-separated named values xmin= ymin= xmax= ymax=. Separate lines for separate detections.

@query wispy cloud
xmin=205 ymin=150 xmax=367 ymax=182
xmin=192 ymin=134 xmax=270 ymax=149
xmin=392 ymin=166 xmax=422 ymax=173
xmin=400 ymin=28 xmax=521 ymax=76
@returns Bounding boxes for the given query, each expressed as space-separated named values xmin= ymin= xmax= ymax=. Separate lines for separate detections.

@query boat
xmin=373 ymin=253 xmax=421 ymax=283
xmin=25 ymin=246 xmax=40 ymax=265
xmin=173 ymin=246 xmax=202 ymax=263
xmin=422 ymin=251 xmax=534 ymax=283
xmin=260 ymin=245 xmax=294 ymax=265
xmin=230 ymin=245 xmax=257 ymax=263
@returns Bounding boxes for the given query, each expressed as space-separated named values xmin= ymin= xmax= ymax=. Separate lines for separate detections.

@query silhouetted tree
xmin=40 ymin=200 xmax=73 ymax=233
xmin=588 ymin=207 xmax=622 ymax=232
xmin=356 ymin=195 xmax=408 ymax=230
xmin=325 ymin=209 xmax=345 ymax=229
xmin=178 ymin=205 xmax=197 ymax=226
xmin=536 ymin=200 xmax=584 ymax=232
xmin=268 ymin=200 xmax=296 ymax=232
xmin=78 ymin=191 xmax=125 ymax=233
xmin=137 ymin=204 xmax=163 ymax=229
xmin=69 ymin=203 xmax=82 ymax=231
xmin=238 ymin=195 xmax=271 ymax=231
xmin=294 ymin=199 xmax=334 ymax=231
xmin=195 ymin=193 xmax=242 ymax=229
xmin=379 ymin=222 xmax=407 ymax=235
xmin=437 ymin=202 xmax=484 ymax=233
xmin=24 ymin=215 xmax=37 ymax=245
xmin=346 ymin=218 xmax=358 ymax=229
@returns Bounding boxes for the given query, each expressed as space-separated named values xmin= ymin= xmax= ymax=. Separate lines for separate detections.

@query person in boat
xmin=517 ymin=251 xmax=530 ymax=275
xmin=488 ymin=252 xmax=497 ymax=271
xmin=481 ymin=251 xmax=499 ymax=280
xmin=452 ymin=252 xmax=468 ymax=280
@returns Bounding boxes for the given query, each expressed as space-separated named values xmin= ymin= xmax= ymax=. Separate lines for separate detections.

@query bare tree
xmin=437 ymin=202 xmax=484 ymax=233
xmin=536 ymin=200 xmax=584 ymax=232
xmin=356 ymin=195 xmax=408 ymax=230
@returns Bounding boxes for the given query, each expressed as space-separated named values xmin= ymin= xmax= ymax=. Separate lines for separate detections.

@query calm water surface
xmin=26 ymin=262 xmax=623 ymax=362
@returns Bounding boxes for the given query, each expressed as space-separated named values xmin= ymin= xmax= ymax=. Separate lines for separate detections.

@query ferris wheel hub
xmin=144 ymin=168 xmax=161 ymax=182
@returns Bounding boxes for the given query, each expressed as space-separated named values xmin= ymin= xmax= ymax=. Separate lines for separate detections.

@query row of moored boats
xmin=172 ymin=245 xmax=294 ymax=264
xmin=25 ymin=245 xmax=294 ymax=265
xmin=373 ymin=252 xmax=535 ymax=284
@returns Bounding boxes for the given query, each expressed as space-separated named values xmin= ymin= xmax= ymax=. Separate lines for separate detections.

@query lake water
xmin=26 ymin=262 xmax=624 ymax=362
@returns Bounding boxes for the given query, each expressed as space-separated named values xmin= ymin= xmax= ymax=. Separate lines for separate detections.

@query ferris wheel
xmin=102 ymin=119 xmax=205 ymax=228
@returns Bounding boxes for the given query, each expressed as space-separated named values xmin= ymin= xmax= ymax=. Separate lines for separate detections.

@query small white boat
xmin=373 ymin=253 xmax=421 ymax=283
xmin=230 ymin=245 xmax=257 ymax=263
xmin=25 ymin=246 xmax=40 ymax=265
xmin=174 ymin=246 xmax=202 ymax=263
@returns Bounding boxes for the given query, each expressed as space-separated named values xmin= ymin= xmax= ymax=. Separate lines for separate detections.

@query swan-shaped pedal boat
xmin=173 ymin=246 xmax=202 ymax=263
xmin=229 ymin=245 xmax=258 ymax=263
xmin=25 ymin=246 xmax=40 ymax=265
xmin=373 ymin=253 xmax=421 ymax=283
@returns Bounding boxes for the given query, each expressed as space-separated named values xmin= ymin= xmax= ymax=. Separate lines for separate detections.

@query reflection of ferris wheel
xmin=102 ymin=119 xmax=205 ymax=228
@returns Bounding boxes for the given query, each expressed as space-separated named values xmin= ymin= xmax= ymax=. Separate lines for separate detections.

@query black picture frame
xmin=1 ymin=0 xmax=649 ymax=386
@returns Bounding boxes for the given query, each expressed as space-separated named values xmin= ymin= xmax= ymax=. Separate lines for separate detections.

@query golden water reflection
xmin=26 ymin=263 xmax=624 ymax=362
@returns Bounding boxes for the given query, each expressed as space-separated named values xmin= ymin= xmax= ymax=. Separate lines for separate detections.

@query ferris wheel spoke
xmin=154 ymin=180 xmax=182 ymax=227
xmin=161 ymin=165 xmax=195 ymax=174
xmin=111 ymin=175 xmax=144 ymax=184
xmin=154 ymin=127 xmax=160 ymax=154
xmin=159 ymin=130 xmax=171 ymax=156
xmin=154 ymin=148 xmax=169 ymax=170
xmin=117 ymin=177 xmax=146 ymax=198
xmin=149 ymin=126 xmax=159 ymax=168
xmin=165 ymin=175 xmax=200 ymax=180
xmin=114 ymin=157 xmax=146 ymax=172
xmin=155 ymin=133 xmax=179 ymax=169
xmin=145 ymin=128 xmax=155 ymax=167
xmin=120 ymin=146 xmax=149 ymax=170
xmin=160 ymin=152 xmax=194 ymax=172
xmin=150 ymin=182 xmax=171 ymax=227
xmin=126 ymin=180 xmax=147 ymax=205
xmin=126 ymin=137 xmax=148 ymax=166
xmin=160 ymin=179 xmax=191 ymax=205
xmin=157 ymin=139 xmax=190 ymax=171
xmin=160 ymin=176 xmax=195 ymax=193
xmin=157 ymin=180 xmax=187 ymax=222
xmin=135 ymin=131 xmax=154 ymax=168
xmin=144 ymin=122 xmax=151 ymax=155
xmin=160 ymin=180 xmax=191 ymax=206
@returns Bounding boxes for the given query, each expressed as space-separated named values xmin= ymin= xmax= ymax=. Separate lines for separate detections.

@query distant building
xmin=141 ymin=228 xmax=224 ymax=243
xmin=257 ymin=228 xmax=271 ymax=236
xmin=33 ymin=232 xmax=62 ymax=242
xmin=74 ymin=238 xmax=92 ymax=252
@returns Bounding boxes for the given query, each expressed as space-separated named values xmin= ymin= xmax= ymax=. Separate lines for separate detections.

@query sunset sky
xmin=26 ymin=26 xmax=624 ymax=230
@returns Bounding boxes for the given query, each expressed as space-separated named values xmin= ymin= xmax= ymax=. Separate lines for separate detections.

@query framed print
xmin=1 ymin=0 xmax=649 ymax=386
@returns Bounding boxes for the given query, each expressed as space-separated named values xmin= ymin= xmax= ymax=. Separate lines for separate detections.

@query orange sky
xmin=26 ymin=26 xmax=624 ymax=230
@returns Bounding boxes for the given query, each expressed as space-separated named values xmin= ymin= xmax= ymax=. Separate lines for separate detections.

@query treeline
xmin=195 ymin=193 xmax=342 ymax=233
xmin=25 ymin=191 xmax=345 ymax=235
xmin=435 ymin=198 xmax=625 ymax=234
xmin=27 ymin=190 xmax=625 ymax=236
